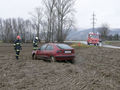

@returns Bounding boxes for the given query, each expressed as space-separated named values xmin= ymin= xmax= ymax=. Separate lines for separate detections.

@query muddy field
xmin=0 ymin=43 xmax=120 ymax=90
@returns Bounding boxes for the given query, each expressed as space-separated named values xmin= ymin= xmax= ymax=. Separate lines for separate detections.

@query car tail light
xmin=72 ymin=50 xmax=74 ymax=53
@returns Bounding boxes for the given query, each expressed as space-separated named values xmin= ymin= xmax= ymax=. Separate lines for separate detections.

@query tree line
xmin=98 ymin=24 xmax=120 ymax=41
xmin=0 ymin=18 xmax=33 ymax=42
xmin=0 ymin=0 xmax=75 ymax=43
xmin=107 ymin=34 xmax=120 ymax=40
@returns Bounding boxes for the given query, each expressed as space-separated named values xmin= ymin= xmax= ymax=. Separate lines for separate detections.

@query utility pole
xmin=92 ymin=12 xmax=96 ymax=33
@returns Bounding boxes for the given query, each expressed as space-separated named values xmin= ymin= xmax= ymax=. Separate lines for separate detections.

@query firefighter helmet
xmin=17 ymin=35 xmax=21 ymax=40
xmin=35 ymin=37 xmax=38 ymax=40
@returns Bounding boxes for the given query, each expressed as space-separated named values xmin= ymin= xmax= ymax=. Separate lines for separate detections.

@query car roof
xmin=46 ymin=43 xmax=71 ymax=47
xmin=47 ymin=43 xmax=67 ymax=45
xmin=43 ymin=43 xmax=73 ymax=49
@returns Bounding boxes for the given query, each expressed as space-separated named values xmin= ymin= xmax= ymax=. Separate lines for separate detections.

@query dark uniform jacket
xmin=33 ymin=39 xmax=38 ymax=50
xmin=14 ymin=40 xmax=22 ymax=51
xmin=33 ymin=39 xmax=38 ymax=47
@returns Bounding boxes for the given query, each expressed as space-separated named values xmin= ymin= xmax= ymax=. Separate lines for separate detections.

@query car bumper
xmin=90 ymin=42 xmax=99 ymax=44
xmin=55 ymin=55 xmax=75 ymax=61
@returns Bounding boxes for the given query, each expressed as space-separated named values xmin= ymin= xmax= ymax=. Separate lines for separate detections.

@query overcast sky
xmin=0 ymin=0 xmax=119 ymax=29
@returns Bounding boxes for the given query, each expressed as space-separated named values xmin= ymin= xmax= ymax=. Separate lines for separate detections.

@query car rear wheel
xmin=50 ymin=56 xmax=56 ymax=62
xmin=69 ymin=59 xmax=75 ymax=64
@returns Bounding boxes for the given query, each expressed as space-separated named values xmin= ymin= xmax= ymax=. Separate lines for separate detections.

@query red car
xmin=32 ymin=43 xmax=75 ymax=63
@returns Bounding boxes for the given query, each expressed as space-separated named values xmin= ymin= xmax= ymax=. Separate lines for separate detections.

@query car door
xmin=38 ymin=44 xmax=48 ymax=59
xmin=44 ymin=45 xmax=54 ymax=59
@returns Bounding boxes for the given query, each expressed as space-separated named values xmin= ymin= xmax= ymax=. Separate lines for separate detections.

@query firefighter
xmin=14 ymin=35 xmax=22 ymax=60
xmin=33 ymin=37 xmax=39 ymax=50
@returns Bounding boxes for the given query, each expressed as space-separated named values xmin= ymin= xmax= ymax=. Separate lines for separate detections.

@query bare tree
xmin=98 ymin=24 xmax=110 ymax=40
xmin=0 ymin=0 xmax=75 ymax=43
xmin=55 ymin=0 xmax=75 ymax=42
xmin=113 ymin=34 xmax=119 ymax=40
xmin=0 ymin=18 xmax=36 ymax=42
xmin=17 ymin=18 xmax=26 ymax=42
xmin=25 ymin=20 xmax=34 ymax=42
xmin=0 ymin=19 xmax=3 ymax=41
xmin=43 ymin=0 xmax=56 ymax=42
xmin=43 ymin=0 xmax=75 ymax=42
xmin=30 ymin=7 xmax=43 ymax=40
xmin=12 ymin=18 xmax=19 ymax=37
xmin=62 ymin=18 xmax=74 ymax=40
xmin=3 ymin=19 xmax=14 ymax=42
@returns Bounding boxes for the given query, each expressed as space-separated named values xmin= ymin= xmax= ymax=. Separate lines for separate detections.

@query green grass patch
xmin=105 ymin=41 xmax=112 ymax=45
xmin=70 ymin=43 xmax=94 ymax=49
xmin=0 ymin=41 xmax=3 ymax=43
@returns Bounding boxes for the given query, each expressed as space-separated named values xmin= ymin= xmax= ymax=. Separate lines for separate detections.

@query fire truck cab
xmin=87 ymin=32 xmax=100 ymax=46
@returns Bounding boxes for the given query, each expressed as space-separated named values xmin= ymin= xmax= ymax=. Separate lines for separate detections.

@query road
xmin=65 ymin=41 xmax=120 ymax=49
xmin=103 ymin=45 xmax=120 ymax=49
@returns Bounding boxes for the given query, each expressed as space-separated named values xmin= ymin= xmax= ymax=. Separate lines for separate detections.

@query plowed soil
xmin=0 ymin=43 xmax=120 ymax=90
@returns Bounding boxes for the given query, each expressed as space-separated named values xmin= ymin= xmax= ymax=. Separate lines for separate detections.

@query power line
xmin=92 ymin=12 xmax=96 ymax=33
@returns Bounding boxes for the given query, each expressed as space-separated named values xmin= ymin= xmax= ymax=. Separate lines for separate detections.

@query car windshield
xmin=40 ymin=44 xmax=47 ymax=50
xmin=56 ymin=44 xmax=72 ymax=49
xmin=90 ymin=35 xmax=99 ymax=38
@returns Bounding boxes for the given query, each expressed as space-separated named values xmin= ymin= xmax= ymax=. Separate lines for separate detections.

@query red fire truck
xmin=87 ymin=32 xmax=100 ymax=46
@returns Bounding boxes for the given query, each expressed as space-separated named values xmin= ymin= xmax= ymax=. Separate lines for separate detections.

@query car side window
xmin=46 ymin=45 xmax=54 ymax=50
xmin=40 ymin=44 xmax=47 ymax=50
